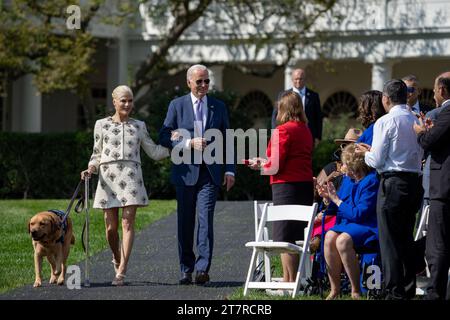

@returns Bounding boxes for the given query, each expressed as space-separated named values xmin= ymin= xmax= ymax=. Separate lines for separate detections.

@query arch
xmin=322 ymin=91 xmax=358 ymax=118
xmin=419 ymin=88 xmax=435 ymax=109
xmin=237 ymin=90 xmax=274 ymax=129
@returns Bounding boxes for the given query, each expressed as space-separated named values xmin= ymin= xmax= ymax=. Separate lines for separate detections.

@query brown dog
xmin=28 ymin=211 xmax=75 ymax=287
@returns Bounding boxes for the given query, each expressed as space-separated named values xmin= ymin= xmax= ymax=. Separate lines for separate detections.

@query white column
xmin=118 ymin=31 xmax=128 ymax=84
xmin=209 ymin=65 xmax=224 ymax=91
xmin=284 ymin=65 xmax=293 ymax=90
xmin=11 ymin=74 xmax=42 ymax=132
xmin=107 ymin=29 xmax=128 ymax=109
xmin=107 ymin=40 xmax=120 ymax=106
xmin=371 ymin=61 xmax=393 ymax=91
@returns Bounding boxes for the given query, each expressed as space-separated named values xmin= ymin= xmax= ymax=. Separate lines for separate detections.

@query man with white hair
xmin=272 ymin=68 xmax=323 ymax=146
xmin=159 ymin=64 xmax=235 ymax=285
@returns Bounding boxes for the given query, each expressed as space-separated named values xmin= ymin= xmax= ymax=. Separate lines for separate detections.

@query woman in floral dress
xmin=81 ymin=85 xmax=169 ymax=286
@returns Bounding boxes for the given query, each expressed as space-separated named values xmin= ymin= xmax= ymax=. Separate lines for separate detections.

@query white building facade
xmin=3 ymin=0 xmax=450 ymax=132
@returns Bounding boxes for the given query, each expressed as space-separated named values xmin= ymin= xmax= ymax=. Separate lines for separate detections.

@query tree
xmin=0 ymin=1 xmax=338 ymax=127
xmin=0 ymin=0 xmax=136 ymax=128
xmin=131 ymin=0 xmax=338 ymax=110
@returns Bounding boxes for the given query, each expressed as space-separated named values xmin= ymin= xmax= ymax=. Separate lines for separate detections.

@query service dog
xmin=28 ymin=210 xmax=75 ymax=287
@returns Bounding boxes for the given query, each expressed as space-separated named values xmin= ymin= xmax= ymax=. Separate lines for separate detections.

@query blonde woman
xmin=318 ymin=144 xmax=379 ymax=299
xmin=81 ymin=85 xmax=169 ymax=286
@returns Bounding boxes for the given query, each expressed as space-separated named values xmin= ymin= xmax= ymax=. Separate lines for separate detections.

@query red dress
xmin=263 ymin=120 xmax=314 ymax=243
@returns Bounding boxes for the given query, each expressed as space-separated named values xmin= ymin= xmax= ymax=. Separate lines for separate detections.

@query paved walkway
xmin=1 ymin=201 xmax=256 ymax=300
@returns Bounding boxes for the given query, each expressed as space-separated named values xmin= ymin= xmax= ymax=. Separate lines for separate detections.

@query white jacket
xmin=88 ymin=117 xmax=169 ymax=173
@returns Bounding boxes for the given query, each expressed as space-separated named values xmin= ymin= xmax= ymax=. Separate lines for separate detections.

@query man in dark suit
xmin=402 ymin=75 xmax=433 ymax=115
xmin=159 ymin=65 xmax=235 ymax=285
xmin=414 ymin=74 xmax=450 ymax=300
xmin=271 ymin=68 xmax=322 ymax=146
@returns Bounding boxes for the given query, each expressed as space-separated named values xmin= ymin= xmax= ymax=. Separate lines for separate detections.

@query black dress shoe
xmin=195 ymin=271 xmax=210 ymax=285
xmin=179 ymin=273 xmax=192 ymax=285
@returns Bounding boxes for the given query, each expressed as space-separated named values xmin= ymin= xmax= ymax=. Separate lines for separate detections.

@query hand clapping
xmin=326 ymin=181 xmax=342 ymax=206
xmin=354 ymin=143 xmax=371 ymax=155
xmin=247 ymin=157 xmax=267 ymax=170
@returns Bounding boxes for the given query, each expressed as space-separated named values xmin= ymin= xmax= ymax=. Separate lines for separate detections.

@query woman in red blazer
xmin=249 ymin=91 xmax=314 ymax=283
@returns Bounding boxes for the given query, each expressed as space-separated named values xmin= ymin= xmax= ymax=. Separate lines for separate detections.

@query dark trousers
xmin=176 ymin=165 xmax=219 ymax=274
xmin=377 ymin=172 xmax=422 ymax=299
xmin=426 ymin=199 xmax=450 ymax=300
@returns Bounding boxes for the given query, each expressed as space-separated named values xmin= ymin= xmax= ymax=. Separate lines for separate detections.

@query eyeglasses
xmin=406 ymin=87 xmax=416 ymax=93
xmin=195 ymin=79 xmax=210 ymax=86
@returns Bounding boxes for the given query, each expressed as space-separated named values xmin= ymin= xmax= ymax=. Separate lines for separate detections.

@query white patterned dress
xmin=88 ymin=117 xmax=169 ymax=209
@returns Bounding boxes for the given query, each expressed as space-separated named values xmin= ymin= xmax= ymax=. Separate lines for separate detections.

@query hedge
xmin=0 ymin=131 xmax=336 ymax=200
xmin=0 ymin=131 xmax=173 ymax=199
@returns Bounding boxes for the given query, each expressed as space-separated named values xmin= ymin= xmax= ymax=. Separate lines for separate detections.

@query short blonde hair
xmin=276 ymin=91 xmax=307 ymax=125
xmin=112 ymin=85 xmax=133 ymax=100
xmin=341 ymin=144 xmax=372 ymax=176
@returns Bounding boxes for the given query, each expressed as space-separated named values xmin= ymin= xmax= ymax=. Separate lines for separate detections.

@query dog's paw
xmin=49 ymin=276 xmax=57 ymax=284
xmin=33 ymin=279 xmax=42 ymax=287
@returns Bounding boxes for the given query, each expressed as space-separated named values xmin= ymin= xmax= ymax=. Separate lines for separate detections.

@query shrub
xmin=0 ymin=132 xmax=175 ymax=200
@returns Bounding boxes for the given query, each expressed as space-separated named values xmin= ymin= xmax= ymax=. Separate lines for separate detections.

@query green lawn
xmin=0 ymin=199 xmax=176 ymax=294
xmin=228 ymin=255 xmax=357 ymax=300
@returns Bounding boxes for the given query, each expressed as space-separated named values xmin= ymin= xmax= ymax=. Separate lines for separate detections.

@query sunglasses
xmin=340 ymin=143 xmax=348 ymax=150
xmin=406 ymin=87 xmax=416 ymax=93
xmin=195 ymin=79 xmax=210 ymax=86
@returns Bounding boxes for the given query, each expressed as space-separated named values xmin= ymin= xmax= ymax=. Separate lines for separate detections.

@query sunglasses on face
xmin=407 ymin=87 xmax=416 ymax=93
xmin=195 ymin=79 xmax=210 ymax=86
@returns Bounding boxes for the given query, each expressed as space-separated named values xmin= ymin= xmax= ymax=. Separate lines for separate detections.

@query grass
xmin=227 ymin=255 xmax=323 ymax=300
xmin=0 ymin=199 xmax=176 ymax=294
xmin=227 ymin=254 xmax=360 ymax=300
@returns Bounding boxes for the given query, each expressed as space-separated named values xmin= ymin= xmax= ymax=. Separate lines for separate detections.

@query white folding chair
xmin=414 ymin=204 xmax=450 ymax=296
xmin=415 ymin=204 xmax=429 ymax=242
xmin=415 ymin=204 xmax=430 ymax=295
xmin=253 ymin=201 xmax=272 ymax=282
xmin=244 ymin=203 xmax=318 ymax=298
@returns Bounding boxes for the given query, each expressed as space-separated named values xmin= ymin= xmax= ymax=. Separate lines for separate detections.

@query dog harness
xmin=48 ymin=209 xmax=68 ymax=244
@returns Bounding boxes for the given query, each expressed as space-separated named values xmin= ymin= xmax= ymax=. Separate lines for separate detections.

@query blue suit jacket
xmin=159 ymin=94 xmax=235 ymax=186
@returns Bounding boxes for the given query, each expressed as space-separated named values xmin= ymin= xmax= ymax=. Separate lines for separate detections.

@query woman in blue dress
xmin=356 ymin=90 xmax=385 ymax=146
xmin=318 ymin=144 xmax=379 ymax=299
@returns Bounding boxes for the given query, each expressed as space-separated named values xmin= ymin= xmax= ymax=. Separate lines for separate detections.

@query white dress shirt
xmin=293 ymin=86 xmax=306 ymax=110
xmin=191 ymin=93 xmax=208 ymax=133
xmin=183 ymin=93 xmax=208 ymax=149
xmin=364 ymin=104 xmax=423 ymax=174
xmin=183 ymin=93 xmax=234 ymax=177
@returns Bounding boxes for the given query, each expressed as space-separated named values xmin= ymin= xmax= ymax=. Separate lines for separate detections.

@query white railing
xmin=137 ymin=0 xmax=450 ymax=39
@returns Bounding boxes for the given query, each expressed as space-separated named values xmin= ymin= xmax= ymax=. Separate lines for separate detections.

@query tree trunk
xmin=79 ymin=88 xmax=96 ymax=130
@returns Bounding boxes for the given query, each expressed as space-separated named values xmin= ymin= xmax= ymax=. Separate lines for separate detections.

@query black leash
xmin=61 ymin=180 xmax=83 ymax=226
xmin=59 ymin=179 xmax=90 ymax=254
xmin=72 ymin=178 xmax=90 ymax=255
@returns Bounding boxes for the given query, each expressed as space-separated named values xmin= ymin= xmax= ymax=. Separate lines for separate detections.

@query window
xmin=419 ymin=88 xmax=435 ymax=109
xmin=322 ymin=91 xmax=358 ymax=118
xmin=237 ymin=91 xmax=274 ymax=129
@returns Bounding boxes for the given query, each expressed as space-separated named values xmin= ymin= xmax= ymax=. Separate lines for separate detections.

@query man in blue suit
xmin=159 ymin=64 xmax=236 ymax=285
